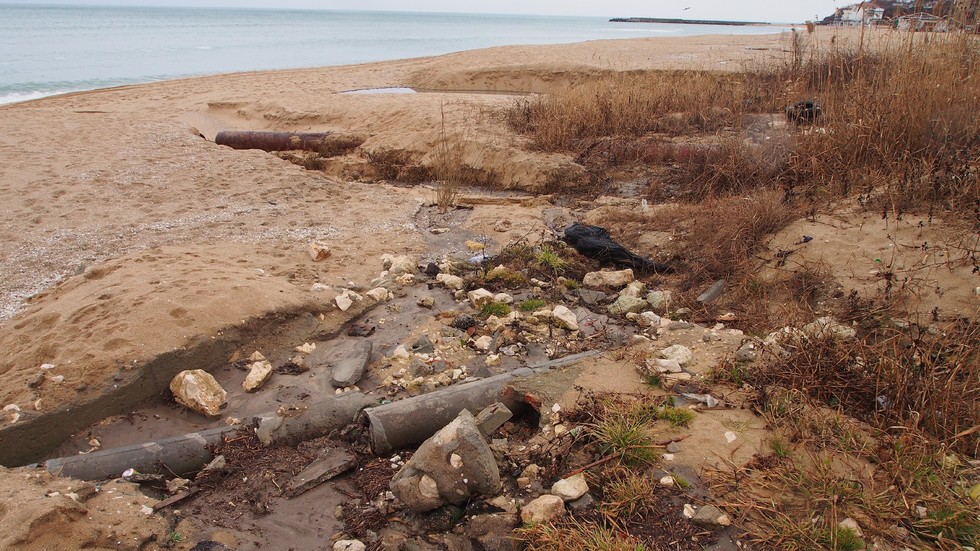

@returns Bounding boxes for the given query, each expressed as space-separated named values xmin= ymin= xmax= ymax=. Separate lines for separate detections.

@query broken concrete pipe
xmin=41 ymin=392 xmax=375 ymax=481
xmin=41 ymin=351 xmax=603 ymax=480
xmin=363 ymin=369 xmax=531 ymax=455
xmin=214 ymin=130 xmax=365 ymax=156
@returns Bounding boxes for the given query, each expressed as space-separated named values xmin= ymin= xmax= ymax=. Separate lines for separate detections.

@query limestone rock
xmin=646 ymin=290 xmax=672 ymax=313
xmin=474 ymin=335 xmax=494 ymax=351
xmin=242 ymin=360 xmax=273 ymax=392
xmin=468 ymin=288 xmax=495 ymax=309
xmin=308 ymin=241 xmax=331 ymax=262
xmin=619 ymin=281 xmax=647 ymax=299
xmin=583 ymin=269 xmax=634 ymax=289
xmin=551 ymin=305 xmax=579 ymax=331
xmin=521 ymin=494 xmax=566 ymax=524
xmin=659 ymin=344 xmax=693 ymax=366
xmin=692 ymin=504 xmax=732 ymax=529
xmin=390 ymin=410 xmax=501 ymax=512
xmin=335 ymin=289 xmax=363 ymax=312
xmin=382 ymin=254 xmax=417 ymax=276
xmin=493 ymin=293 xmax=513 ymax=304
xmin=366 ymin=287 xmax=390 ymax=302
xmin=608 ymin=295 xmax=647 ymax=316
xmin=436 ymin=273 xmax=465 ymax=291
xmin=170 ymin=370 xmax=226 ymax=417
xmin=551 ymin=473 xmax=589 ymax=501
xmin=334 ymin=540 xmax=366 ymax=551
xmin=802 ymin=316 xmax=857 ymax=340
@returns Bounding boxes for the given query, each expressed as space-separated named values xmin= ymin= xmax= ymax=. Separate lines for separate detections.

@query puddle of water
xmin=339 ymin=87 xmax=417 ymax=95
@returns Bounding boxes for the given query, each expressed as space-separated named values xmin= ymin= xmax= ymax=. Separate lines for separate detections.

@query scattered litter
xmin=681 ymin=393 xmax=719 ymax=408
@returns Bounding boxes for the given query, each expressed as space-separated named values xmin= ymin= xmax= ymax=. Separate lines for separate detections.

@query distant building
xmin=896 ymin=12 xmax=952 ymax=30
xmin=836 ymin=2 xmax=887 ymax=25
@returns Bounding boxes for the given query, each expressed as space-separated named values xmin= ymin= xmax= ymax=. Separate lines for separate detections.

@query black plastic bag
xmin=563 ymin=223 xmax=672 ymax=274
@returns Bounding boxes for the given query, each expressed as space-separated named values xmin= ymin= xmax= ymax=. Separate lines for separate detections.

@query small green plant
xmin=480 ymin=302 xmax=512 ymax=318
xmin=828 ymin=526 xmax=865 ymax=551
xmin=560 ymin=278 xmax=580 ymax=290
xmin=484 ymin=266 xmax=527 ymax=288
xmin=165 ymin=531 xmax=185 ymax=546
xmin=654 ymin=405 xmax=695 ymax=427
xmin=519 ymin=298 xmax=547 ymax=312
xmin=671 ymin=473 xmax=691 ymax=490
xmin=591 ymin=409 xmax=660 ymax=466
xmin=536 ymin=245 xmax=567 ymax=275
xmin=601 ymin=470 xmax=657 ymax=518
xmin=769 ymin=436 xmax=791 ymax=459
xmin=644 ymin=374 xmax=662 ymax=388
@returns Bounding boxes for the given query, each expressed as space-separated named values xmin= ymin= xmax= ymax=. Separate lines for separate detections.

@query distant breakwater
xmin=610 ymin=17 xmax=769 ymax=26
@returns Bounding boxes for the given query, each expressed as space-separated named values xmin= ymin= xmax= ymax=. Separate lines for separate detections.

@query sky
xmin=0 ymin=1 xmax=841 ymax=23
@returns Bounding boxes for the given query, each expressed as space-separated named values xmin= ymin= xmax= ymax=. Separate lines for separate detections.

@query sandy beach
xmin=0 ymin=32 xmax=804 ymax=412
xmin=2 ymin=25 xmax=976 ymax=550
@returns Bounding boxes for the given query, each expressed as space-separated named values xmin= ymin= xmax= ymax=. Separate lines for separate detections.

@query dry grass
xmin=506 ymin=70 xmax=780 ymax=151
xmin=753 ymin=318 xmax=980 ymax=458
xmin=507 ymin=29 xmax=980 ymax=210
xmin=605 ymin=190 xmax=799 ymax=290
xmin=710 ymin=390 xmax=980 ymax=550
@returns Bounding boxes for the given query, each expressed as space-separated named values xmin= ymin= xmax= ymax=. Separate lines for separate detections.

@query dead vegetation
xmin=504 ymin=25 xmax=980 ymax=551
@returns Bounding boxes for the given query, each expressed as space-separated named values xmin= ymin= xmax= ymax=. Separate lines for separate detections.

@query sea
xmin=0 ymin=3 xmax=790 ymax=105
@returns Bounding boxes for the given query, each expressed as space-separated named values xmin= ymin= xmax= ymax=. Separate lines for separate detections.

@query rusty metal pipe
xmin=215 ymin=130 xmax=364 ymax=156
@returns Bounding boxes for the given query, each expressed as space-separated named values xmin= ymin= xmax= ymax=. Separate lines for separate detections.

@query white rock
xmin=619 ymin=281 xmax=647 ymax=299
xmin=468 ymin=288 xmax=496 ymax=308
xmin=485 ymin=315 xmax=505 ymax=332
xmin=295 ymin=342 xmax=316 ymax=354
xmin=396 ymin=274 xmax=415 ymax=286
xmin=551 ymin=305 xmax=579 ymax=331
xmin=310 ymin=282 xmax=330 ymax=292
xmin=551 ymin=473 xmax=589 ymax=501
xmin=659 ymin=475 xmax=675 ymax=487
xmin=382 ymin=254 xmax=417 ymax=275
xmin=170 ymin=370 xmax=227 ymax=417
xmin=639 ymin=311 xmax=662 ymax=327
xmin=659 ymin=344 xmax=693 ymax=366
xmin=334 ymin=540 xmax=367 ymax=551
xmin=308 ymin=240 xmax=331 ymax=262
xmin=366 ymin=287 xmax=390 ymax=302
xmin=521 ymin=494 xmax=566 ymax=524
xmin=647 ymin=358 xmax=682 ymax=374
xmin=435 ymin=273 xmax=464 ymax=291
xmin=50 ymin=375 xmax=65 ymax=383
xmin=335 ymin=291 xmax=355 ymax=312
xmin=242 ymin=360 xmax=273 ymax=392
xmin=474 ymin=336 xmax=494 ymax=351
xmin=802 ymin=316 xmax=857 ymax=340
xmin=493 ymin=293 xmax=513 ymax=304
xmin=485 ymin=354 xmax=501 ymax=366
xmin=391 ymin=345 xmax=411 ymax=361
xmin=583 ymin=269 xmax=634 ymax=289
xmin=249 ymin=351 xmax=267 ymax=361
